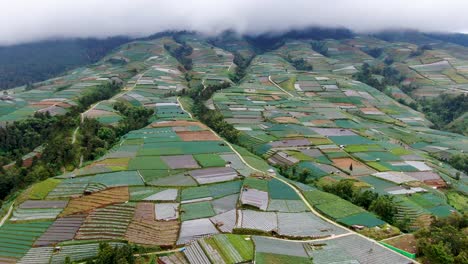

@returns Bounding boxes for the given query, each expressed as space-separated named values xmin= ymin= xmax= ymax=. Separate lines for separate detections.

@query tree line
xmin=183 ymin=81 xmax=240 ymax=144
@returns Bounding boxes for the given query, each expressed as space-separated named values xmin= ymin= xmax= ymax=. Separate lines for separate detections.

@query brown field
xmin=273 ymin=117 xmax=300 ymax=124
xmin=150 ymin=120 xmax=207 ymax=129
xmin=383 ymin=234 xmax=417 ymax=254
xmin=0 ymin=257 xmax=17 ymax=264
xmin=424 ymin=179 xmax=447 ymax=188
xmin=311 ymin=119 xmax=334 ymax=125
xmin=125 ymin=202 xmax=179 ymax=246
xmin=60 ymin=187 xmax=129 ymax=216
xmin=332 ymin=158 xmax=376 ymax=176
xmin=176 ymin=130 xmax=220 ymax=141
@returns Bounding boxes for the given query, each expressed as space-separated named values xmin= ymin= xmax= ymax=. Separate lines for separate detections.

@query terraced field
xmin=0 ymin=33 xmax=466 ymax=263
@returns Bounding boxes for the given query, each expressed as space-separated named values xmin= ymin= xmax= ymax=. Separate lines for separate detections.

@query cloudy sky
xmin=1 ymin=0 xmax=467 ymax=45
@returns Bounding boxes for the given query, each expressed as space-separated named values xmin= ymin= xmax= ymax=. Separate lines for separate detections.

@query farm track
xmin=0 ymin=203 xmax=14 ymax=227
xmin=268 ymin=75 xmax=294 ymax=97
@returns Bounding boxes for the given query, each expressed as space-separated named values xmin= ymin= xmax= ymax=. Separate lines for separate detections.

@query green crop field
xmin=194 ymin=154 xmax=226 ymax=167
xmin=27 ymin=178 xmax=62 ymax=200
xmin=255 ymin=253 xmax=311 ymax=264
xmin=181 ymin=201 xmax=216 ymax=221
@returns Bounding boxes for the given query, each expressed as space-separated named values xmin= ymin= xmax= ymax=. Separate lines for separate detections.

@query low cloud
xmin=1 ymin=0 xmax=467 ymax=45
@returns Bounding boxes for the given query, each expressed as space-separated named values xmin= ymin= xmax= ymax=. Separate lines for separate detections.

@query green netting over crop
xmin=194 ymin=154 xmax=227 ymax=167
xmin=138 ymin=141 xmax=231 ymax=155
xmin=181 ymin=186 xmax=211 ymax=201
xmin=128 ymin=156 xmax=170 ymax=170
xmin=427 ymin=205 xmax=456 ymax=217
xmin=91 ymin=170 xmax=144 ymax=186
xmin=268 ymin=179 xmax=300 ymax=200
xmin=180 ymin=201 xmax=216 ymax=221
xmin=338 ymin=212 xmax=385 ymax=227
xmin=208 ymin=180 xmax=242 ymax=198
xmin=329 ymin=135 xmax=374 ymax=145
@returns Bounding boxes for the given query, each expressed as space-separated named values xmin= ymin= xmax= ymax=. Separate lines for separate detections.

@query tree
xmin=323 ymin=179 xmax=355 ymax=201
xmin=298 ymin=169 xmax=311 ymax=183
xmin=448 ymin=154 xmax=468 ymax=174
xmin=418 ymin=240 xmax=454 ymax=264
xmin=94 ymin=243 xmax=135 ymax=264
xmin=415 ymin=213 xmax=468 ymax=263
xmin=352 ymin=190 xmax=378 ymax=209
xmin=369 ymin=195 xmax=397 ymax=223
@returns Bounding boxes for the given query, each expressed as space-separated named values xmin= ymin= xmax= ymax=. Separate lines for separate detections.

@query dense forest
xmin=0 ymin=37 xmax=130 ymax=90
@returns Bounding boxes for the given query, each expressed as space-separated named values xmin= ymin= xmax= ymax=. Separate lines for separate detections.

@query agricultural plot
xmin=196 ymin=234 xmax=254 ymax=264
xmin=18 ymin=247 xmax=53 ymax=264
xmin=277 ymin=212 xmax=347 ymax=238
xmin=253 ymin=236 xmax=309 ymax=257
xmin=212 ymin=194 xmax=239 ymax=215
xmin=183 ymin=241 xmax=212 ymax=264
xmin=155 ymin=203 xmax=179 ymax=220
xmin=129 ymin=187 xmax=178 ymax=201
xmin=125 ymin=202 xmax=179 ymax=246
xmin=240 ymin=188 xmax=269 ymax=210
xmin=24 ymin=178 xmax=61 ymax=200
xmin=189 ymin=167 xmax=239 ymax=184
xmin=210 ymin=209 xmax=237 ymax=232
xmin=308 ymin=234 xmax=412 ymax=264
xmin=181 ymin=201 xmax=216 ymax=221
xmin=239 ymin=210 xmax=278 ymax=232
xmin=0 ymin=221 xmax=52 ymax=260
xmin=11 ymin=200 xmax=68 ymax=221
xmin=267 ymin=199 xmax=308 ymax=212
xmin=177 ymin=218 xmax=220 ymax=245
xmin=75 ymin=202 xmax=135 ymax=240
xmin=60 ymin=187 xmax=129 ymax=216
xmin=304 ymin=189 xmax=369 ymax=221
xmin=34 ymin=214 xmax=87 ymax=246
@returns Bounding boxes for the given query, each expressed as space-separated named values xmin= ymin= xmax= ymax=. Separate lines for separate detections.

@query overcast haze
xmin=1 ymin=0 xmax=468 ymax=45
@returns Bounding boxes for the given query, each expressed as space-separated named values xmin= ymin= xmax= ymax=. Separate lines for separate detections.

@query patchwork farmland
xmin=0 ymin=32 xmax=466 ymax=263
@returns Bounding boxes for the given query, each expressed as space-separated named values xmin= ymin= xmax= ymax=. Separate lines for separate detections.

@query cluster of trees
xmin=415 ymin=212 xmax=468 ymax=264
xmin=311 ymin=41 xmax=328 ymax=56
xmin=230 ymin=52 xmax=255 ymax=83
xmin=420 ymin=94 xmax=467 ymax=135
xmin=0 ymin=112 xmax=71 ymax=162
xmin=81 ymin=103 xmax=154 ymax=161
xmin=354 ymin=63 xmax=405 ymax=91
xmin=360 ymin=47 xmax=384 ymax=58
xmin=409 ymin=44 xmax=432 ymax=57
xmin=0 ymin=37 xmax=129 ymax=90
xmin=0 ymin=112 xmax=79 ymax=200
xmin=77 ymin=82 xmax=122 ymax=111
xmin=164 ymin=40 xmax=193 ymax=71
xmin=286 ymin=55 xmax=313 ymax=71
xmin=448 ymin=154 xmax=468 ymax=175
xmin=187 ymin=82 xmax=240 ymax=144
xmin=113 ymin=102 xmax=154 ymax=135
xmin=80 ymin=243 xmax=135 ymax=264
xmin=277 ymin=166 xmax=311 ymax=184
xmin=321 ymin=179 xmax=398 ymax=224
